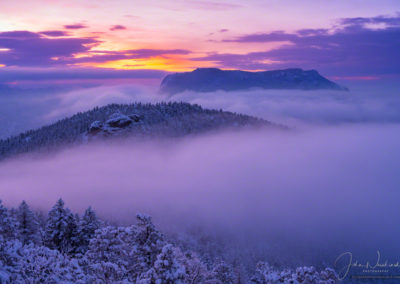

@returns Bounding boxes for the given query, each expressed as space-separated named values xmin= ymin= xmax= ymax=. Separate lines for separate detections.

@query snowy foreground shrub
xmin=0 ymin=199 xmax=339 ymax=283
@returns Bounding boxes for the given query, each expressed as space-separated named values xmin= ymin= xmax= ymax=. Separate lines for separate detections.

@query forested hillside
xmin=0 ymin=102 xmax=272 ymax=160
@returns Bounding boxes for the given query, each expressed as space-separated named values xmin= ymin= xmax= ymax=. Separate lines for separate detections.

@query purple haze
xmin=0 ymin=124 xmax=400 ymax=266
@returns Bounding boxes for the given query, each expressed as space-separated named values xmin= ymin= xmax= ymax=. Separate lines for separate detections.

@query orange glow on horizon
xmin=77 ymin=55 xmax=217 ymax=72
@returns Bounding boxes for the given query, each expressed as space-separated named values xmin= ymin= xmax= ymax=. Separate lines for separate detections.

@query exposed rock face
xmin=160 ymin=68 xmax=348 ymax=94
xmin=105 ymin=113 xmax=134 ymax=128
xmin=88 ymin=121 xmax=103 ymax=134
xmin=87 ymin=113 xmax=143 ymax=137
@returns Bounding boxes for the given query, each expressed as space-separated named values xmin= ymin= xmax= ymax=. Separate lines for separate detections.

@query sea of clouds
xmin=1 ymin=80 xmax=400 ymax=138
xmin=0 ymin=80 xmax=399 ymax=268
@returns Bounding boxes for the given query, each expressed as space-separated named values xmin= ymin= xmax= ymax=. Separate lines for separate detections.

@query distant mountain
xmin=0 ymin=102 xmax=279 ymax=160
xmin=160 ymin=68 xmax=348 ymax=94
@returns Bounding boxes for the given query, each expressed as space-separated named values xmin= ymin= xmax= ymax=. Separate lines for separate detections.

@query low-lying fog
xmin=1 ymin=80 xmax=400 ymax=268
xmin=1 ymin=80 xmax=400 ymax=138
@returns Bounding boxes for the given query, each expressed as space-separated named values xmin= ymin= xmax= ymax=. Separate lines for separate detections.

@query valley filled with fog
xmin=1 ymin=80 xmax=400 ymax=138
xmin=1 ymin=80 xmax=400 ymax=277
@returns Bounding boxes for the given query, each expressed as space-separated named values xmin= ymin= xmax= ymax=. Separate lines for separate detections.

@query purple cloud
xmin=219 ymin=29 xmax=229 ymax=33
xmin=200 ymin=14 xmax=400 ymax=77
xmin=0 ymin=28 xmax=193 ymax=68
xmin=40 ymin=30 xmax=70 ymax=37
xmin=0 ymin=31 xmax=190 ymax=68
xmin=64 ymin=23 xmax=87 ymax=30
xmin=224 ymin=30 xmax=297 ymax=43
xmin=110 ymin=25 xmax=127 ymax=31
xmin=0 ymin=31 xmax=40 ymax=39
xmin=0 ymin=30 xmax=98 ymax=67
xmin=0 ymin=67 xmax=166 ymax=83
xmin=340 ymin=14 xmax=400 ymax=27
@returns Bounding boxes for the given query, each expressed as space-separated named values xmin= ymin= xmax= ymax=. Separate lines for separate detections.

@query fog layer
xmin=1 ymin=80 xmax=400 ymax=138
xmin=1 ymin=124 xmax=399 ymax=266
xmin=1 ymin=80 xmax=399 ymax=267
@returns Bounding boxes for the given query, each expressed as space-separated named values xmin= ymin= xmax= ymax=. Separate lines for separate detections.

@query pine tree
xmin=153 ymin=244 xmax=186 ymax=284
xmin=64 ymin=211 xmax=80 ymax=254
xmin=0 ymin=200 xmax=17 ymax=240
xmin=133 ymin=213 xmax=165 ymax=277
xmin=44 ymin=199 xmax=70 ymax=252
xmin=85 ymin=226 xmax=132 ymax=282
xmin=16 ymin=201 xmax=41 ymax=245
xmin=14 ymin=244 xmax=87 ymax=283
xmin=212 ymin=261 xmax=236 ymax=284
xmin=78 ymin=206 xmax=100 ymax=253
xmin=180 ymin=251 xmax=210 ymax=284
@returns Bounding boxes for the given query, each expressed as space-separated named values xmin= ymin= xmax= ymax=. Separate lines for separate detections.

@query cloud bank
xmin=172 ymin=83 xmax=400 ymax=127
xmin=1 ymin=125 xmax=399 ymax=267
xmin=1 ymin=79 xmax=399 ymax=139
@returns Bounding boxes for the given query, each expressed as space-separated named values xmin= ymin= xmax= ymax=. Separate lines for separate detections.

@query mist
xmin=1 ymin=79 xmax=400 ymax=270
xmin=172 ymin=81 xmax=400 ymax=127
xmin=1 ymin=79 xmax=400 ymax=138
xmin=1 ymin=123 xmax=400 ymax=267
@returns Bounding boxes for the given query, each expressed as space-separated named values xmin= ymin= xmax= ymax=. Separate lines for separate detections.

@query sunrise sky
xmin=0 ymin=0 xmax=399 ymax=83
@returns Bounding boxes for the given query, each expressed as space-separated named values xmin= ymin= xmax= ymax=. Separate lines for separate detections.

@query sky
xmin=1 ymin=1 xmax=400 ymax=269
xmin=0 ymin=0 xmax=399 ymax=85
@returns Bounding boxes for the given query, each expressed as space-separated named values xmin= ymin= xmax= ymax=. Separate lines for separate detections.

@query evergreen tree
xmin=0 ymin=200 xmax=17 ymax=240
xmin=85 ymin=226 xmax=132 ymax=281
xmin=179 ymin=251 xmax=210 ymax=284
xmin=133 ymin=213 xmax=165 ymax=277
xmin=44 ymin=199 xmax=70 ymax=252
xmin=16 ymin=201 xmax=41 ymax=245
xmin=64 ymin=211 xmax=80 ymax=254
xmin=78 ymin=206 xmax=100 ymax=253
xmin=153 ymin=244 xmax=186 ymax=284
xmin=14 ymin=244 xmax=87 ymax=283
xmin=212 ymin=261 xmax=236 ymax=284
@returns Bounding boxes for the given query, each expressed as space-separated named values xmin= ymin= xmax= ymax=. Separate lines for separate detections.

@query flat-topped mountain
xmin=0 ymin=102 xmax=279 ymax=160
xmin=160 ymin=68 xmax=348 ymax=94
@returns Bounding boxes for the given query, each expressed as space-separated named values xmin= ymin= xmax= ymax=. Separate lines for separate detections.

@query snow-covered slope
xmin=0 ymin=102 xmax=277 ymax=160
xmin=160 ymin=68 xmax=348 ymax=94
xmin=0 ymin=199 xmax=339 ymax=283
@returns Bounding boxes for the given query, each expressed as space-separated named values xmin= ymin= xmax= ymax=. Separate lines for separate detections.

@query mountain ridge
xmin=0 ymin=102 xmax=279 ymax=160
xmin=160 ymin=68 xmax=348 ymax=94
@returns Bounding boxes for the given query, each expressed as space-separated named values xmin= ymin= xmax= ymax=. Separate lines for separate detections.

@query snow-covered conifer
xmin=0 ymin=200 xmax=17 ymax=240
xmin=44 ymin=199 xmax=70 ymax=252
xmin=211 ymin=261 xmax=236 ymax=284
xmin=16 ymin=201 xmax=41 ymax=245
xmin=77 ymin=206 xmax=100 ymax=253
xmin=180 ymin=251 xmax=210 ymax=284
xmin=85 ymin=226 xmax=132 ymax=281
xmin=152 ymin=244 xmax=186 ymax=284
xmin=132 ymin=213 xmax=165 ymax=276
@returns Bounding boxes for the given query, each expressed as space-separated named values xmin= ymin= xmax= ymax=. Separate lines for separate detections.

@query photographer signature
xmin=335 ymin=251 xmax=400 ymax=280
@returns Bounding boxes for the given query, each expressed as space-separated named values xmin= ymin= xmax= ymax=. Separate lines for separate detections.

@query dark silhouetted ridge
xmin=160 ymin=68 xmax=348 ymax=94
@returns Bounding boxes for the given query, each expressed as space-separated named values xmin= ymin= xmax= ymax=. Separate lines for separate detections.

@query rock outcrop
xmin=87 ymin=113 xmax=143 ymax=137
